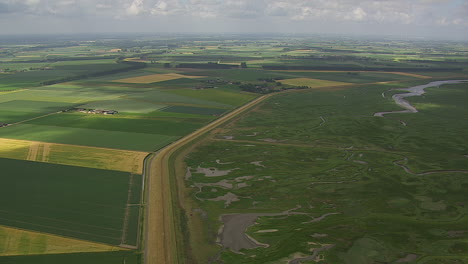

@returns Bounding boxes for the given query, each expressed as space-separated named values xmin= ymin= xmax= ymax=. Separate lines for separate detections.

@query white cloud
xmin=127 ymin=0 xmax=144 ymax=16
xmin=351 ymin=7 xmax=366 ymax=21
xmin=0 ymin=0 xmax=466 ymax=38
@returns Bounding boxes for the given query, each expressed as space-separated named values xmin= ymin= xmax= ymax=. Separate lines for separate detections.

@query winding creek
xmin=374 ymin=80 xmax=468 ymax=117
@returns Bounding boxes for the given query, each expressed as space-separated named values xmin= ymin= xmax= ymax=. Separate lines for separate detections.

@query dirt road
xmin=143 ymin=94 xmax=273 ymax=264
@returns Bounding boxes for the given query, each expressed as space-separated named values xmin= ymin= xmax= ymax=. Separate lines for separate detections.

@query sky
xmin=0 ymin=0 xmax=467 ymax=40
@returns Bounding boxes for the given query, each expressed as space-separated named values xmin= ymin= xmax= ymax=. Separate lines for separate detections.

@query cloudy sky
xmin=0 ymin=0 xmax=467 ymax=39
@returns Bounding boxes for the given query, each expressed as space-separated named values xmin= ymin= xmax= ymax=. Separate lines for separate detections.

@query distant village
xmin=74 ymin=108 xmax=118 ymax=115
xmin=0 ymin=123 xmax=10 ymax=128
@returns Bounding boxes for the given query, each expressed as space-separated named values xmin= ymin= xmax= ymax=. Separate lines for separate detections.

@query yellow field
xmin=114 ymin=73 xmax=204 ymax=84
xmin=0 ymin=225 xmax=120 ymax=256
xmin=281 ymin=78 xmax=350 ymax=88
xmin=0 ymin=138 xmax=148 ymax=174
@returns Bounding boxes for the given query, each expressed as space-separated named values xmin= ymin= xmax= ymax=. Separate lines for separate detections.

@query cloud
xmin=127 ymin=0 xmax=144 ymax=16
xmin=0 ymin=0 xmax=466 ymax=38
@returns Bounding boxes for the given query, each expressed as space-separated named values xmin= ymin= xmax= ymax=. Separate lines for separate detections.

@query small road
xmin=143 ymin=94 xmax=273 ymax=264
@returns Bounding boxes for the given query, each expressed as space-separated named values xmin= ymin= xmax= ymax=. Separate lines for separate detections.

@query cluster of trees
xmin=239 ymin=82 xmax=307 ymax=94
xmin=176 ymin=62 xmax=239 ymax=69
xmin=258 ymin=77 xmax=283 ymax=83
xmin=239 ymin=83 xmax=275 ymax=94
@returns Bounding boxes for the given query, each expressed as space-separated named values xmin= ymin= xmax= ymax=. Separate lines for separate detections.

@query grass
xmin=165 ymin=88 xmax=257 ymax=107
xmin=280 ymin=77 xmax=350 ymax=88
xmin=0 ymin=225 xmax=120 ymax=256
xmin=180 ymin=79 xmax=468 ymax=263
xmin=77 ymin=99 xmax=166 ymax=113
xmin=0 ymin=251 xmax=141 ymax=264
xmin=161 ymin=105 xmax=226 ymax=116
xmin=0 ymin=157 xmax=142 ymax=246
xmin=0 ymin=124 xmax=177 ymax=152
xmin=0 ymin=87 xmax=121 ymax=105
xmin=272 ymin=71 xmax=424 ymax=83
xmin=24 ymin=112 xmax=203 ymax=136
xmin=0 ymin=61 xmax=130 ymax=91
xmin=114 ymin=73 xmax=204 ymax=84
xmin=127 ymin=89 xmax=232 ymax=108
xmin=0 ymin=100 xmax=77 ymax=113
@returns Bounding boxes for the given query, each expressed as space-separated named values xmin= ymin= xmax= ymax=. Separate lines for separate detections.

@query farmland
xmin=0 ymin=225 xmax=120 ymax=256
xmin=1 ymin=34 xmax=468 ymax=263
xmin=0 ymin=158 xmax=141 ymax=245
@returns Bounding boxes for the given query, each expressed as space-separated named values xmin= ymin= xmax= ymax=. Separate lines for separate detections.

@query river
xmin=374 ymin=80 xmax=468 ymax=117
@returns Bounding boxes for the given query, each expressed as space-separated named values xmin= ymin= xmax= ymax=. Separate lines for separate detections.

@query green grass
xmin=161 ymin=105 xmax=226 ymax=116
xmin=0 ymin=70 xmax=76 ymax=90
xmin=182 ymin=79 xmax=468 ymax=263
xmin=25 ymin=112 xmax=203 ymax=136
xmin=180 ymin=69 xmax=286 ymax=81
xmin=0 ymin=124 xmax=177 ymax=151
xmin=0 ymin=87 xmax=121 ymax=104
xmin=165 ymin=88 xmax=257 ymax=107
xmin=0 ymin=111 xmax=46 ymax=123
xmin=0 ymin=251 xmax=140 ymax=264
xmin=0 ymin=61 xmax=130 ymax=91
xmin=271 ymin=71 xmax=421 ymax=83
xmin=77 ymin=99 xmax=166 ymax=113
xmin=0 ymin=100 xmax=77 ymax=113
xmin=127 ymin=89 xmax=232 ymax=108
xmin=0 ymin=158 xmax=141 ymax=246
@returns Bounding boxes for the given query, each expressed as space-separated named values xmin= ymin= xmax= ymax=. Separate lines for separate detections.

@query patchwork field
xmin=1 ymin=34 xmax=467 ymax=263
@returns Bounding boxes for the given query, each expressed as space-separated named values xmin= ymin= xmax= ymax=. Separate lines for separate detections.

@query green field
xmin=161 ymin=105 xmax=226 ymax=116
xmin=0 ymin=251 xmax=140 ymax=264
xmin=0 ymin=60 xmax=130 ymax=91
xmin=0 ymin=124 xmax=177 ymax=151
xmin=181 ymin=80 xmax=468 ymax=263
xmin=0 ymin=158 xmax=141 ymax=246
xmin=271 ymin=71 xmax=424 ymax=83
xmin=126 ymin=89 xmax=233 ymax=108
xmin=77 ymin=99 xmax=166 ymax=113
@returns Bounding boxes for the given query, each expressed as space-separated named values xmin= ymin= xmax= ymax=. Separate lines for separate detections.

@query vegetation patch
xmin=0 ymin=251 xmax=141 ymax=264
xmin=77 ymin=99 xmax=166 ymax=113
xmin=0 ymin=124 xmax=177 ymax=151
xmin=181 ymin=80 xmax=468 ymax=263
xmin=161 ymin=105 xmax=226 ymax=116
xmin=281 ymin=77 xmax=350 ymax=88
xmin=0 ymin=225 xmax=120 ymax=256
xmin=0 ymin=138 xmax=147 ymax=173
xmin=0 ymin=157 xmax=142 ymax=246
xmin=165 ymin=88 xmax=256 ymax=107
xmin=113 ymin=73 xmax=203 ymax=84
